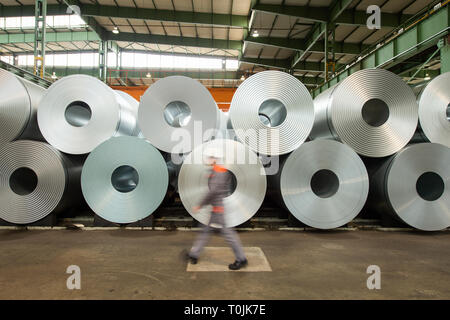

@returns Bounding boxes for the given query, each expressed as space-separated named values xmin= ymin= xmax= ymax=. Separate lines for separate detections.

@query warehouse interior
xmin=0 ymin=0 xmax=449 ymax=301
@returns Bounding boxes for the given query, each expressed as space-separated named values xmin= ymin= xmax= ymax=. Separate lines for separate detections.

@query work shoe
xmin=228 ymin=259 xmax=248 ymax=270
xmin=180 ymin=249 xmax=198 ymax=264
xmin=188 ymin=255 xmax=198 ymax=265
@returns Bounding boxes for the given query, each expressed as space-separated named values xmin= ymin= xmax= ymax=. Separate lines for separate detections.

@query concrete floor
xmin=0 ymin=229 xmax=449 ymax=299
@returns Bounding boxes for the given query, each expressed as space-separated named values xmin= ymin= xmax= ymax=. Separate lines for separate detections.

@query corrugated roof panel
xmin=362 ymin=27 xmax=394 ymax=44
xmin=152 ymin=0 xmax=177 ymax=10
xmin=402 ymin=0 xmax=431 ymax=15
xmin=196 ymin=26 xmax=213 ymax=39
xmin=382 ymin=0 xmax=416 ymax=14
xmin=228 ymin=28 xmax=244 ymax=41
xmin=192 ymin=0 xmax=212 ymax=13
xmin=172 ymin=0 xmax=194 ymax=11
xmin=161 ymin=21 xmax=182 ymax=37
xmin=211 ymin=0 xmax=234 ymax=14
xmin=343 ymin=26 xmax=371 ymax=43
xmin=232 ymin=0 xmax=251 ymax=15
xmin=147 ymin=23 xmax=166 ymax=36
xmin=212 ymin=27 xmax=228 ymax=40
xmin=251 ymin=12 xmax=277 ymax=37
xmin=179 ymin=25 xmax=197 ymax=38
xmin=334 ymin=25 xmax=358 ymax=42
xmin=276 ymin=48 xmax=294 ymax=59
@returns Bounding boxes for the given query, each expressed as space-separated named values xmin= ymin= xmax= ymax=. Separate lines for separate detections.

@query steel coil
xmin=278 ymin=140 xmax=369 ymax=229
xmin=178 ymin=139 xmax=266 ymax=227
xmin=138 ymin=76 xmax=218 ymax=153
xmin=310 ymin=69 xmax=418 ymax=157
xmin=229 ymin=70 xmax=314 ymax=155
xmin=0 ymin=140 xmax=82 ymax=224
xmin=115 ymin=90 xmax=142 ymax=136
xmin=418 ymin=72 xmax=450 ymax=147
xmin=38 ymin=75 xmax=138 ymax=154
xmin=369 ymin=143 xmax=450 ymax=231
xmin=81 ymin=136 xmax=168 ymax=224
xmin=0 ymin=69 xmax=46 ymax=143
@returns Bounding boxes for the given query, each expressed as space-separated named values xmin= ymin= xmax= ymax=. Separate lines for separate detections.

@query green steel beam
xmin=34 ymin=0 xmax=47 ymax=77
xmin=289 ymin=0 xmax=353 ymax=69
xmin=252 ymin=4 xmax=412 ymax=27
xmin=108 ymin=32 xmax=243 ymax=51
xmin=2 ymin=31 xmax=242 ymax=52
xmin=441 ymin=36 xmax=450 ymax=73
xmin=291 ymin=22 xmax=326 ymax=68
xmin=312 ymin=5 xmax=450 ymax=97
xmin=0 ymin=4 xmax=248 ymax=28
xmin=239 ymin=57 xmax=290 ymax=69
xmin=240 ymin=56 xmax=343 ymax=72
xmin=0 ymin=31 xmax=100 ymax=44
xmin=245 ymin=36 xmax=367 ymax=54
xmin=400 ymin=69 xmax=440 ymax=78
xmin=80 ymin=4 xmax=247 ymax=28
xmin=329 ymin=0 xmax=353 ymax=24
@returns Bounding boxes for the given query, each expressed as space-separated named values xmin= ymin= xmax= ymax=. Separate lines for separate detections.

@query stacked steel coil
xmin=274 ymin=140 xmax=369 ymax=229
xmin=310 ymin=69 xmax=418 ymax=158
xmin=38 ymin=75 xmax=138 ymax=154
xmin=367 ymin=143 xmax=449 ymax=231
xmin=178 ymin=139 xmax=266 ymax=227
xmin=417 ymin=72 xmax=450 ymax=147
xmin=0 ymin=140 xmax=83 ymax=224
xmin=115 ymin=90 xmax=142 ymax=137
xmin=138 ymin=76 xmax=219 ymax=154
xmin=229 ymin=71 xmax=314 ymax=155
xmin=81 ymin=136 xmax=168 ymax=224
xmin=0 ymin=69 xmax=46 ymax=143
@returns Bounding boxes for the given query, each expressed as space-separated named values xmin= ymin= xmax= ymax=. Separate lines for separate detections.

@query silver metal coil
xmin=38 ymin=75 xmax=138 ymax=154
xmin=0 ymin=140 xmax=82 ymax=224
xmin=229 ymin=70 xmax=314 ymax=155
xmin=0 ymin=69 xmax=46 ymax=143
xmin=418 ymin=72 xmax=450 ymax=147
xmin=310 ymin=69 xmax=418 ymax=158
xmin=81 ymin=136 xmax=168 ymax=224
xmin=178 ymin=139 xmax=266 ymax=227
xmin=138 ymin=76 xmax=219 ymax=154
xmin=368 ymin=143 xmax=450 ymax=231
xmin=115 ymin=90 xmax=142 ymax=137
xmin=277 ymin=140 xmax=369 ymax=229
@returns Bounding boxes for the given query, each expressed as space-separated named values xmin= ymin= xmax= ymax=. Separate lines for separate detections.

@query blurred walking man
xmin=186 ymin=148 xmax=247 ymax=270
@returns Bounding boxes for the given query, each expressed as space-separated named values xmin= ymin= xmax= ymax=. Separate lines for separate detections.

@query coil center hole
xmin=111 ymin=165 xmax=139 ymax=193
xmin=164 ymin=101 xmax=192 ymax=128
xmin=258 ymin=99 xmax=287 ymax=127
xmin=361 ymin=98 xmax=389 ymax=127
xmin=208 ymin=170 xmax=237 ymax=198
xmin=65 ymin=101 xmax=92 ymax=127
xmin=416 ymin=171 xmax=445 ymax=201
xmin=310 ymin=169 xmax=340 ymax=198
xmin=9 ymin=167 xmax=38 ymax=196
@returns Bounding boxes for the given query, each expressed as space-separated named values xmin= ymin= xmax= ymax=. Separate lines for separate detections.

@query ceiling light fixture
xmin=424 ymin=74 xmax=431 ymax=81
xmin=252 ymin=30 xmax=259 ymax=37
xmin=146 ymin=72 xmax=151 ymax=78
xmin=240 ymin=74 xmax=245 ymax=81
xmin=112 ymin=27 xmax=119 ymax=34
xmin=51 ymin=72 xmax=57 ymax=80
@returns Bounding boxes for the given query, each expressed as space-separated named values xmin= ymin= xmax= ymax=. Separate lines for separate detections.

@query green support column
xmin=441 ymin=36 xmax=450 ymax=74
xmin=99 ymin=40 xmax=108 ymax=82
xmin=34 ymin=0 xmax=47 ymax=77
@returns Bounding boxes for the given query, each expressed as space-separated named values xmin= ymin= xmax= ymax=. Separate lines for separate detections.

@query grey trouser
xmin=190 ymin=213 xmax=246 ymax=261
